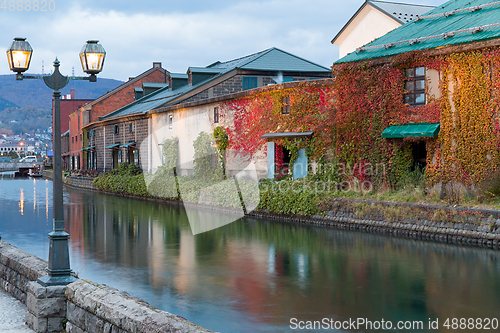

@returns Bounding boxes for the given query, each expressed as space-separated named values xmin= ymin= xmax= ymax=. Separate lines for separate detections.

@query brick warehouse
xmin=81 ymin=47 xmax=332 ymax=173
xmin=67 ymin=62 xmax=168 ymax=170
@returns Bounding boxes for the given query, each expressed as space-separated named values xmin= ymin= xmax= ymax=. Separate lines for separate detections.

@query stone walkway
xmin=0 ymin=288 xmax=34 ymax=332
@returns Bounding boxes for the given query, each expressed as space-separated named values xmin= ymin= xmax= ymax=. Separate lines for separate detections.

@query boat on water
xmin=28 ymin=165 xmax=42 ymax=177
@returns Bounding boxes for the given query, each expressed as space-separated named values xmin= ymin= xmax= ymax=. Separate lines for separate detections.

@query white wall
xmin=334 ymin=5 xmax=400 ymax=58
xmin=150 ymin=103 xmax=268 ymax=179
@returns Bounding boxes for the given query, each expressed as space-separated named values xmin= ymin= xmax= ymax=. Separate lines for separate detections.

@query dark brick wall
xmin=181 ymin=75 xmax=311 ymax=104
xmin=88 ymin=117 xmax=149 ymax=173
xmin=89 ymin=70 xmax=166 ymax=123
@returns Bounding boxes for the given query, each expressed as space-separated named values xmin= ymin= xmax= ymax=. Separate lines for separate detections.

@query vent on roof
xmin=153 ymin=62 xmax=162 ymax=68
xmin=355 ymin=22 xmax=500 ymax=53
xmin=418 ymin=1 xmax=500 ymax=20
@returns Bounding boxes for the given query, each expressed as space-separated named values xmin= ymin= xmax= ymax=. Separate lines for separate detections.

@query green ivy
xmin=93 ymin=163 xmax=148 ymax=196
xmin=193 ymin=132 xmax=223 ymax=181
xmin=258 ymin=178 xmax=319 ymax=216
xmin=162 ymin=137 xmax=178 ymax=170
xmin=214 ymin=126 xmax=229 ymax=176
xmin=387 ymin=145 xmax=413 ymax=189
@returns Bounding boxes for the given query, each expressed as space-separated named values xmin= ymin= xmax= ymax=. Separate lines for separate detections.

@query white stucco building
xmin=332 ymin=0 xmax=435 ymax=58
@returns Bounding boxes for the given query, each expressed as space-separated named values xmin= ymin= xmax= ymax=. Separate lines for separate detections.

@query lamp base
xmin=37 ymin=275 xmax=78 ymax=287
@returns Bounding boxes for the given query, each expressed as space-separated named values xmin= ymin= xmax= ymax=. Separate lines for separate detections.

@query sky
xmin=1 ymin=0 xmax=446 ymax=82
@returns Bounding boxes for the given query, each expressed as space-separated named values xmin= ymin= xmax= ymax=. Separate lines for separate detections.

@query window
xmin=404 ymin=67 xmax=425 ymax=106
xmin=282 ymin=97 xmax=290 ymax=114
xmin=134 ymin=149 xmax=139 ymax=165
xmin=129 ymin=123 xmax=134 ymax=133
xmin=169 ymin=115 xmax=173 ymax=129
xmin=114 ymin=125 xmax=119 ymax=134
xmin=242 ymin=77 xmax=258 ymax=90
xmin=214 ymin=107 xmax=219 ymax=123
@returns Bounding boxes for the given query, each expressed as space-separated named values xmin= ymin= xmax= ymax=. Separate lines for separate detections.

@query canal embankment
xmin=44 ymin=170 xmax=500 ymax=250
xmin=0 ymin=240 xmax=212 ymax=333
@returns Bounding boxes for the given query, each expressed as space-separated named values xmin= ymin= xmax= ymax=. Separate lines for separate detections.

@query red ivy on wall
xmin=221 ymin=48 xmax=500 ymax=188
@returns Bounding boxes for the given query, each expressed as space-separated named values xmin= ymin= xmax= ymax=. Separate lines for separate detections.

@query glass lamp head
xmin=6 ymin=38 xmax=33 ymax=73
xmin=79 ymin=40 xmax=105 ymax=75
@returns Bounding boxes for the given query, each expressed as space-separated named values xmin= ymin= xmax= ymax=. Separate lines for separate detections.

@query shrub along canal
xmin=1 ymin=172 xmax=500 ymax=332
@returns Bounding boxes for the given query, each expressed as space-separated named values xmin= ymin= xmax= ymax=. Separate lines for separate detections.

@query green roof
xmin=336 ymin=0 xmax=500 ymax=63
xmin=100 ymin=47 xmax=331 ymax=121
xmin=142 ymin=83 xmax=168 ymax=88
xmin=382 ymin=123 xmax=440 ymax=138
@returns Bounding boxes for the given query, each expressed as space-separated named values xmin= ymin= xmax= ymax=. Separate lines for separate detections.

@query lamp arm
xmin=69 ymin=74 xmax=97 ymax=82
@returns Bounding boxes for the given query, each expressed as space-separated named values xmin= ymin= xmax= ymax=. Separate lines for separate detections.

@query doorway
xmin=275 ymin=145 xmax=291 ymax=178
xmin=411 ymin=141 xmax=426 ymax=171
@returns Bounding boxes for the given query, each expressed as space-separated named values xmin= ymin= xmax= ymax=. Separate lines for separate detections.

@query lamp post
xmin=7 ymin=37 xmax=106 ymax=286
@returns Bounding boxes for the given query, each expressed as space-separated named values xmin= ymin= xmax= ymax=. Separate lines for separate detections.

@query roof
xmin=382 ymin=123 xmax=440 ymax=138
xmin=262 ymin=131 xmax=314 ymax=139
xmin=80 ymin=64 xmax=166 ymax=109
xmin=170 ymin=73 xmax=189 ymax=79
xmin=188 ymin=67 xmax=224 ymax=74
xmin=336 ymin=0 xmax=500 ymax=63
xmin=99 ymin=47 xmax=331 ymax=121
xmin=210 ymin=47 xmax=331 ymax=73
xmin=332 ymin=0 xmax=435 ymax=44
xmin=370 ymin=1 xmax=435 ymax=24
xmin=142 ymin=83 xmax=168 ymax=88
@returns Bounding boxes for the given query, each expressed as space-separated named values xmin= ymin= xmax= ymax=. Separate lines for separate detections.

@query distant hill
xmin=0 ymin=74 xmax=123 ymax=134
xmin=0 ymin=74 xmax=123 ymax=110
xmin=0 ymin=106 xmax=51 ymax=135
xmin=0 ymin=97 xmax=18 ymax=110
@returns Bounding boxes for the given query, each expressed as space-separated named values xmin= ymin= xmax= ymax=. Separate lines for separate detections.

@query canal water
xmin=1 ymin=173 xmax=500 ymax=332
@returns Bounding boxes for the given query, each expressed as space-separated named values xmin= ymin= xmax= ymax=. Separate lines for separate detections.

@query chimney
xmin=153 ymin=62 xmax=162 ymax=68
xmin=70 ymin=89 xmax=75 ymax=99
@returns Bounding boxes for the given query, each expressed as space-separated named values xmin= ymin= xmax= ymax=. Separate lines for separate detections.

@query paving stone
xmin=0 ymin=287 xmax=35 ymax=332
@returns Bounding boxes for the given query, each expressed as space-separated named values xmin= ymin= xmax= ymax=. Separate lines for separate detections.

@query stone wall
xmin=0 ymin=240 xmax=47 ymax=304
xmin=43 ymin=170 xmax=53 ymax=180
xmin=0 ymin=162 xmax=42 ymax=171
xmin=0 ymin=240 xmax=211 ymax=333
xmin=65 ymin=280 xmax=212 ymax=333
xmin=63 ymin=176 xmax=96 ymax=190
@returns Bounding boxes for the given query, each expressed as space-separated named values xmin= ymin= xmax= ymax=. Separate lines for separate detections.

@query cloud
xmin=1 ymin=0 xmax=446 ymax=81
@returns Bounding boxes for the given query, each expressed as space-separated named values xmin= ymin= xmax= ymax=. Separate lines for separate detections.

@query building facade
xmin=68 ymin=63 xmax=167 ymax=170
xmin=332 ymin=0 xmax=434 ymax=58
xmin=83 ymin=48 xmax=332 ymax=174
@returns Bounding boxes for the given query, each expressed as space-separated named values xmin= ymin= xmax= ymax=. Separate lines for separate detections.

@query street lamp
xmin=7 ymin=38 xmax=106 ymax=286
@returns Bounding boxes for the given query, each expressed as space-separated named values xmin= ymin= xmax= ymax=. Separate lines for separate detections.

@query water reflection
xmin=1 ymin=175 xmax=500 ymax=332
xmin=63 ymin=189 xmax=500 ymax=333
xmin=19 ymin=187 xmax=24 ymax=215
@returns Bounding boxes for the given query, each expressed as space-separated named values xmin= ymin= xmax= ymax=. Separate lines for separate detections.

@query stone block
xmin=85 ymin=311 xmax=105 ymax=332
xmin=46 ymin=285 xmax=66 ymax=298
xmin=66 ymin=322 xmax=85 ymax=333
xmin=37 ymin=296 xmax=67 ymax=317
xmin=47 ymin=317 xmax=64 ymax=332
xmin=26 ymin=310 xmax=48 ymax=333
xmin=28 ymin=281 xmax=47 ymax=299
xmin=102 ymin=322 xmax=114 ymax=333
xmin=67 ymin=302 xmax=86 ymax=329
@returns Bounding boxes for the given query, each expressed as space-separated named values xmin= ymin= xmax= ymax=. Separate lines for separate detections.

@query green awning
xmin=105 ymin=143 xmax=120 ymax=149
xmin=120 ymin=142 xmax=136 ymax=148
xmin=81 ymin=146 xmax=95 ymax=151
xmin=382 ymin=123 xmax=440 ymax=139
